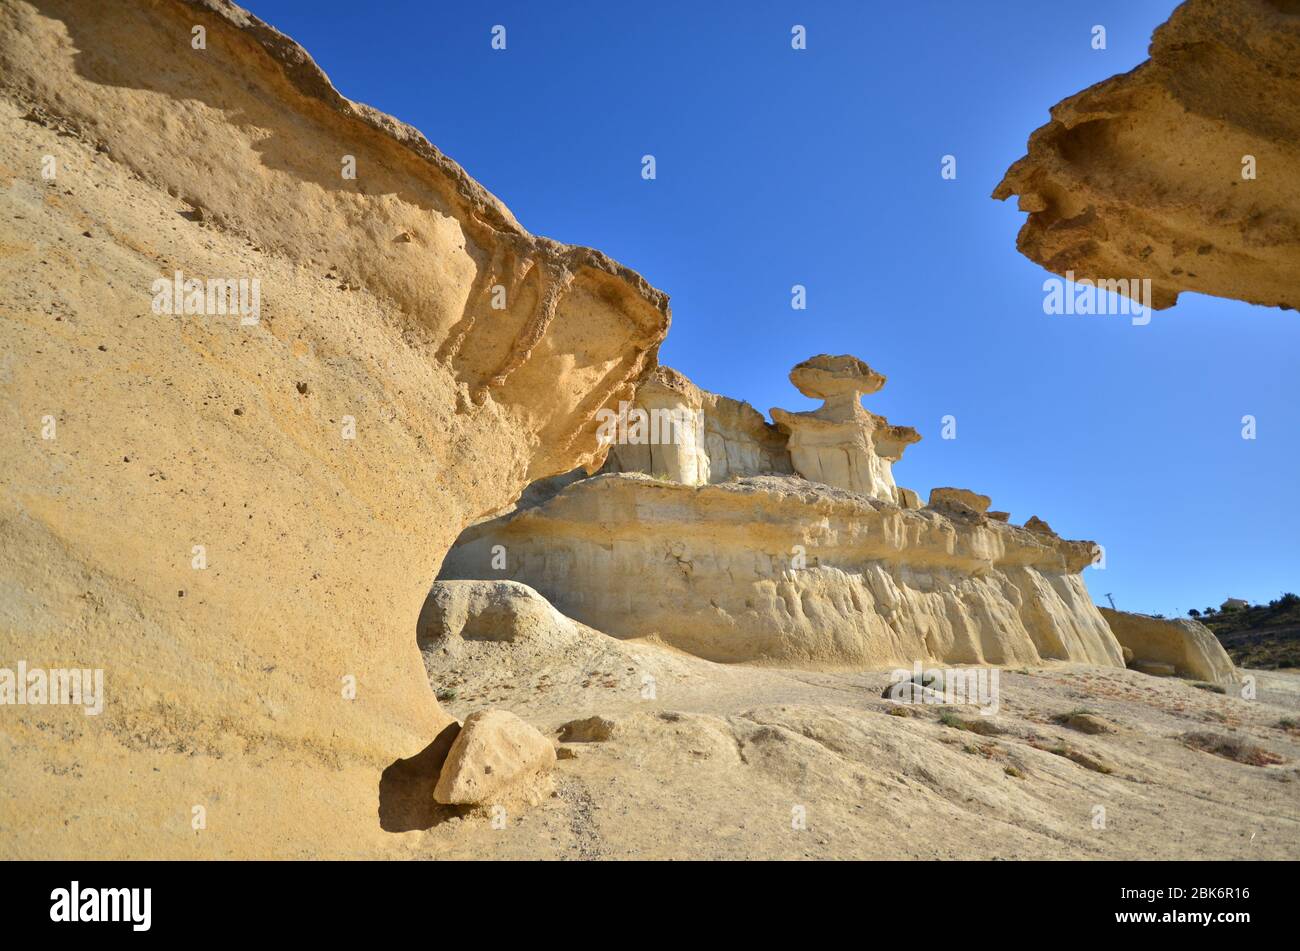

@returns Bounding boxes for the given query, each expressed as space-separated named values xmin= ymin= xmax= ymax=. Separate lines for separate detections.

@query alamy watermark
xmin=1043 ymin=271 xmax=1152 ymax=326
xmin=151 ymin=270 xmax=260 ymax=325
xmin=1 ymin=661 xmax=103 ymax=716
xmin=595 ymin=401 xmax=703 ymax=447
xmin=50 ymin=882 xmax=150 ymax=931
xmin=885 ymin=662 xmax=1000 ymax=715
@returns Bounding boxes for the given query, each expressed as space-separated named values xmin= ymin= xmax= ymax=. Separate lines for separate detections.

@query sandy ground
xmin=403 ymin=626 xmax=1300 ymax=860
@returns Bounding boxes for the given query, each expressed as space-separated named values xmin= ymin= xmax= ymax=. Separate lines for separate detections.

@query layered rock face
xmin=0 ymin=0 xmax=666 ymax=857
xmin=771 ymin=355 xmax=921 ymax=505
xmin=602 ymin=366 xmax=791 ymax=485
xmin=440 ymin=358 xmax=1123 ymax=669
xmin=1100 ymin=609 xmax=1238 ymax=686
xmin=440 ymin=474 xmax=1122 ymax=668
xmin=994 ymin=0 xmax=1300 ymax=311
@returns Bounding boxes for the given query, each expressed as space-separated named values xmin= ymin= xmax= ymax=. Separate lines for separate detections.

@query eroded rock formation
xmin=928 ymin=487 xmax=993 ymax=519
xmin=0 ymin=0 xmax=666 ymax=857
xmin=1100 ymin=608 xmax=1238 ymax=686
xmin=601 ymin=366 xmax=792 ymax=485
xmin=994 ymin=0 xmax=1300 ymax=311
xmin=441 ymin=473 xmax=1123 ymax=668
xmin=771 ymin=355 xmax=920 ymax=505
xmin=440 ymin=358 xmax=1123 ymax=669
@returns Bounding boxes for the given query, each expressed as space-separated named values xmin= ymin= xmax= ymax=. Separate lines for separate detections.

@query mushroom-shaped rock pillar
xmin=771 ymin=355 xmax=921 ymax=504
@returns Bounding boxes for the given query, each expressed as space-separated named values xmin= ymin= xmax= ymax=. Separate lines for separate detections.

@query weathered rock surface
xmin=602 ymin=365 xmax=791 ymax=485
xmin=433 ymin=710 xmax=556 ymax=805
xmin=441 ymin=473 xmax=1124 ymax=669
xmin=928 ymin=487 xmax=993 ymax=519
xmin=419 ymin=579 xmax=584 ymax=648
xmin=994 ymin=0 xmax=1300 ymax=311
xmin=1023 ymin=516 xmax=1057 ymax=536
xmin=417 ymin=580 xmax=635 ymax=706
xmin=416 ymin=577 xmax=1299 ymax=860
xmin=417 ymin=634 xmax=1300 ymax=859
xmin=557 ymin=715 xmax=618 ymax=743
xmin=1060 ymin=712 xmax=1116 ymax=735
xmin=1100 ymin=608 xmax=1239 ymax=686
xmin=0 ymin=0 xmax=666 ymax=857
xmin=771 ymin=355 xmax=921 ymax=505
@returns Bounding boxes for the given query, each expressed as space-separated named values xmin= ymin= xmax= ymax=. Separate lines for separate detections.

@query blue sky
xmin=246 ymin=0 xmax=1297 ymax=616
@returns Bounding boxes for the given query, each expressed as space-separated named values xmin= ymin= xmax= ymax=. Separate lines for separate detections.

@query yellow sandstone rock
xmin=994 ymin=0 xmax=1300 ymax=311
xmin=1099 ymin=608 xmax=1238 ymax=686
xmin=433 ymin=710 xmax=556 ymax=806
xmin=441 ymin=471 xmax=1124 ymax=669
xmin=442 ymin=358 xmax=1121 ymax=669
xmin=927 ymin=487 xmax=993 ymax=519
xmin=0 ymin=0 xmax=666 ymax=857
xmin=771 ymin=355 xmax=921 ymax=504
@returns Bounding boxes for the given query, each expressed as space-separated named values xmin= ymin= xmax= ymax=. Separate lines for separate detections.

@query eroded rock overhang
xmin=0 ymin=0 xmax=668 ymax=857
xmin=993 ymin=0 xmax=1300 ymax=311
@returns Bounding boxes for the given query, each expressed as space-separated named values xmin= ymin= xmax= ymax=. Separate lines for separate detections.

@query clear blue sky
xmin=246 ymin=0 xmax=1297 ymax=617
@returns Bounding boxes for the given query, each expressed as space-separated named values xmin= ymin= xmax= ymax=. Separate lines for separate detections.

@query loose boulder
xmin=1100 ymin=608 xmax=1237 ymax=686
xmin=1059 ymin=712 xmax=1116 ymax=735
xmin=558 ymin=715 xmax=618 ymax=743
xmin=928 ymin=487 xmax=993 ymax=518
xmin=433 ymin=710 xmax=557 ymax=805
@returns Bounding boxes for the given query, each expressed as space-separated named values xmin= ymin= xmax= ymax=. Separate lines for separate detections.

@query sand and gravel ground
xmin=402 ymin=623 xmax=1300 ymax=860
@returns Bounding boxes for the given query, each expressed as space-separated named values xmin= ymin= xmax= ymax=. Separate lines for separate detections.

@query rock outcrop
xmin=601 ymin=366 xmax=791 ymax=485
xmin=0 ymin=0 xmax=666 ymax=857
xmin=440 ymin=473 xmax=1122 ymax=668
xmin=1100 ymin=608 xmax=1239 ymax=686
xmin=416 ymin=579 xmax=635 ymax=705
xmin=419 ymin=579 xmax=586 ymax=648
xmin=440 ymin=357 xmax=1123 ymax=670
xmin=771 ymin=355 xmax=920 ymax=505
xmin=994 ymin=0 xmax=1300 ymax=311
xmin=928 ymin=487 xmax=993 ymax=519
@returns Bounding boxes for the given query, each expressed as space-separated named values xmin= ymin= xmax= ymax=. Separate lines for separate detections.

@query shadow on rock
xmin=378 ymin=721 xmax=463 ymax=833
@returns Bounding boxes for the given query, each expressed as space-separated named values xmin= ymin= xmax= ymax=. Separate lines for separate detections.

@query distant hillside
xmin=1193 ymin=596 xmax=1300 ymax=670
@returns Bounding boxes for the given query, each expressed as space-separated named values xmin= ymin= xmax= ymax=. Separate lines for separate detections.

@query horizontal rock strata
xmin=439 ymin=473 xmax=1124 ymax=669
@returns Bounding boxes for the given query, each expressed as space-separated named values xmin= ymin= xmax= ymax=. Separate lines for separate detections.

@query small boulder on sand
xmin=881 ymin=681 xmax=946 ymax=703
xmin=1060 ymin=712 xmax=1116 ymax=735
xmin=433 ymin=709 xmax=556 ymax=805
xmin=557 ymin=715 xmax=617 ymax=743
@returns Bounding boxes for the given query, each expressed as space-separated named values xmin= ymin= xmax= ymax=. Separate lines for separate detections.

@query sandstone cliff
xmin=0 ymin=0 xmax=667 ymax=857
xmin=994 ymin=0 xmax=1300 ymax=311
xmin=440 ymin=473 xmax=1123 ymax=668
